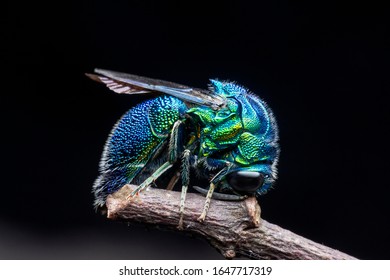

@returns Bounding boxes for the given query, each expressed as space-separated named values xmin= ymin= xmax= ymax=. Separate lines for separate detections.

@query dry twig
xmin=106 ymin=185 xmax=356 ymax=259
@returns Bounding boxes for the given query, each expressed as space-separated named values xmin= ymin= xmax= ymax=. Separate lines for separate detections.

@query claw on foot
xmin=197 ymin=214 xmax=206 ymax=223
xmin=177 ymin=215 xmax=184 ymax=230
xmin=126 ymin=194 xmax=134 ymax=200
xmin=125 ymin=185 xmax=144 ymax=200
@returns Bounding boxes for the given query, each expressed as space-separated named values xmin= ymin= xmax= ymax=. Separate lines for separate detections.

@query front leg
xmin=197 ymin=160 xmax=233 ymax=222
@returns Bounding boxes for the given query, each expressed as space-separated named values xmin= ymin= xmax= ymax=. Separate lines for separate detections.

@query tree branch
xmin=106 ymin=185 xmax=356 ymax=260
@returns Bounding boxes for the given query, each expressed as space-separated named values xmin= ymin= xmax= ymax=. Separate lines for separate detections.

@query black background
xmin=3 ymin=1 xmax=389 ymax=259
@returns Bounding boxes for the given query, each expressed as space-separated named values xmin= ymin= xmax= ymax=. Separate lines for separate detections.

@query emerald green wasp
xmin=88 ymin=69 xmax=279 ymax=228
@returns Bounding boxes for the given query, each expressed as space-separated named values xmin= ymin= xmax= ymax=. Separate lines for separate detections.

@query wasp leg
xmin=166 ymin=172 xmax=180 ymax=191
xmin=193 ymin=186 xmax=247 ymax=201
xmin=127 ymin=120 xmax=184 ymax=199
xmin=168 ymin=120 xmax=183 ymax=163
xmin=197 ymin=183 xmax=215 ymax=222
xmin=178 ymin=149 xmax=190 ymax=230
xmin=169 ymin=122 xmax=192 ymax=229
xmin=127 ymin=161 xmax=174 ymax=198
xmin=197 ymin=162 xmax=233 ymax=222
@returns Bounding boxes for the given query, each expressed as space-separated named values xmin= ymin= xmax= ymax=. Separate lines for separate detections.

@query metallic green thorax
xmin=188 ymin=79 xmax=277 ymax=167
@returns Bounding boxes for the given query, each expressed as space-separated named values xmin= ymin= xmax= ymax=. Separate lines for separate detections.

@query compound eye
xmin=227 ymin=171 xmax=264 ymax=193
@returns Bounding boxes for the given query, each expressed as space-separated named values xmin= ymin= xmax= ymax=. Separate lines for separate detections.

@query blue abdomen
xmin=93 ymin=95 xmax=187 ymax=208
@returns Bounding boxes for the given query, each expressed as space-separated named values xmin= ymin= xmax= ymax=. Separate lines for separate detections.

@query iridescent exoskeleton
xmin=87 ymin=69 xmax=279 ymax=228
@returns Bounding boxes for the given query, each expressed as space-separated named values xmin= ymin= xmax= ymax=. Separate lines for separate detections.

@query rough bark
xmin=106 ymin=185 xmax=356 ymax=260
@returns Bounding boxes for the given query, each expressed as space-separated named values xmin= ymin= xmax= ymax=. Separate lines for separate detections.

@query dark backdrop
xmin=3 ymin=1 xmax=389 ymax=259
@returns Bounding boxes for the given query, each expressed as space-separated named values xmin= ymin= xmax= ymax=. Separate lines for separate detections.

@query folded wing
xmin=86 ymin=68 xmax=225 ymax=109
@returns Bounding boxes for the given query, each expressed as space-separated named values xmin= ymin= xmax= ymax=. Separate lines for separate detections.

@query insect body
xmin=88 ymin=69 xmax=279 ymax=227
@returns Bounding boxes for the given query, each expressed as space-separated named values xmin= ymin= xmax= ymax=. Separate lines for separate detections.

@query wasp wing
xmin=86 ymin=68 xmax=225 ymax=109
xmin=85 ymin=72 xmax=151 ymax=94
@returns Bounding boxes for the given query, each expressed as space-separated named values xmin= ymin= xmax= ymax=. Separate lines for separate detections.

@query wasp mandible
xmin=87 ymin=69 xmax=280 ymax=229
